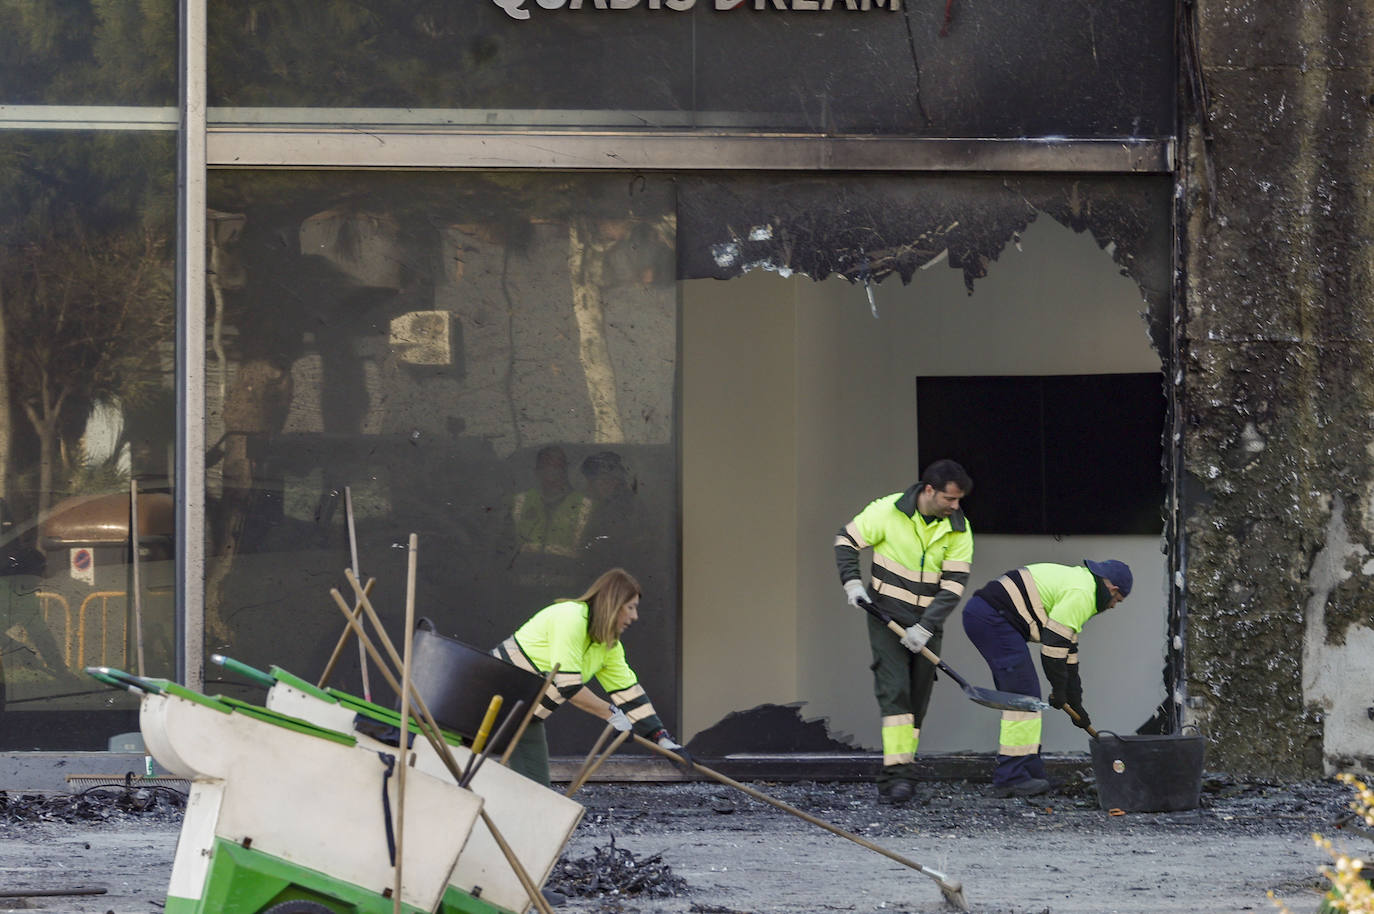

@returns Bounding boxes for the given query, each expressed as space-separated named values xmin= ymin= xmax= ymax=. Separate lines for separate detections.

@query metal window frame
xmin=177 ymin=0 xmax=208 ymax=690
xmin=206 ymin=128 xmax=1172 ymax=173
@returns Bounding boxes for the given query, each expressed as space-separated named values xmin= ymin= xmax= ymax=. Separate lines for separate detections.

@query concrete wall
xmin=682 ymin=272 xmax=800 ymax=720
xmin=682 ymin=215 xmax=1166 ymax=753
xmin=1183 ymin=0 xmax=1374 ymax=776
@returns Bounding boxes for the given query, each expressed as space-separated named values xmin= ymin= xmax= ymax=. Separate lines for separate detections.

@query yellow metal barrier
xmin=78 ymin=591 xmax=128 ymax=669
xmin=36 ymin=590 xmax=74 ymax=667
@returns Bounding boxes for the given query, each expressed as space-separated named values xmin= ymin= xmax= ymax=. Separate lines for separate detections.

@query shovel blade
xmin=963 ymin=685 xmax=1050 ymax=713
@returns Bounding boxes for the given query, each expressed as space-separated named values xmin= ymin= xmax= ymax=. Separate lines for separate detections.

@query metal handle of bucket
xmin=415 ymin=616 xmax=437 ymax=633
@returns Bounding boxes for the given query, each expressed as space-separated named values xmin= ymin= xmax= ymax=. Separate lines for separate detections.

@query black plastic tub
xmin=408 ymin=620 xmax=547 ymax=754
xmin=1089 ymin=728 xmax=1206 ymax=812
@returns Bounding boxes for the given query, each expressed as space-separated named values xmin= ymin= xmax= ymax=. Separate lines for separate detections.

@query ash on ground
xmin=549 ymin=834 xmax=690 ymax=905
xmin=562 ymin=773 xmax=1356 ymax=843
xmin=0 ymin=785 xmax=186 ymax=826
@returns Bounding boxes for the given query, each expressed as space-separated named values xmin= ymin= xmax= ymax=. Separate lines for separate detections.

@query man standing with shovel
xmin=835 ymin=459 xmax=974 ymax=805
xmin=960 ymin=559 xmax=1132 ymax=797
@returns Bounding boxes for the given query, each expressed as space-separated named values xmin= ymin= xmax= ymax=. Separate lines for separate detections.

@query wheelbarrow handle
xmin=210 ymin=653 xmax=277 ymax=690
xmin=85 ymin=666 xmax=163 ymax=695
xmin=854 ymin=600 xmax=974 ymax=690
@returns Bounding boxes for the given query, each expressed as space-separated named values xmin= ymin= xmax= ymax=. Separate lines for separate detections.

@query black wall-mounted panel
xmin=917 ymin=373 xmax=1165 ymax=536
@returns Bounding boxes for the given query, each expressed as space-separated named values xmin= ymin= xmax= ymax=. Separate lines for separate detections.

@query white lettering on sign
xmin=492 ymin=0 xmax=895 ymax=20
xmin=720 ymin=0 xmax=899 ymax=7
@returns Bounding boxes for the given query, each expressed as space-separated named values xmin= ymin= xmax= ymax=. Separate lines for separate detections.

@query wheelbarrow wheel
xmin=259 ymin=901 xmax=337 ymax=914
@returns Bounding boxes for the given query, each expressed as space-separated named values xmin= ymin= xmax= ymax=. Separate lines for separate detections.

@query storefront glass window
xmin=201 ymin=171 xmax=681 ymax=755
xmin=0 ymin=131 xmax=177 ymax=750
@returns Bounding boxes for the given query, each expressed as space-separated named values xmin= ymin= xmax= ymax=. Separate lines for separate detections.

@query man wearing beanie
xmin=960 ymin=559 xmax=1132 ymax=797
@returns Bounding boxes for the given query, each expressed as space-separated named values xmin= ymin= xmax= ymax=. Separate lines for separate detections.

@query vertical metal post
xmin=176 ymin=0 xmax=208 ymax=690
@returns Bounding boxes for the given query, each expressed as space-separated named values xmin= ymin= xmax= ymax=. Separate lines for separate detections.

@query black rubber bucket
xmin=1090 ymin=728 xmax=1206 ymax=812
xmin=408 ymin=620 xmax=546 ymax=754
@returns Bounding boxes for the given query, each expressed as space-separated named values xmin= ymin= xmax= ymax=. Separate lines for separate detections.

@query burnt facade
xmin=0 ymin=0 xmax=1367 ymax=779
xmin=1180 ymin=0 xmax=1374 ymax=775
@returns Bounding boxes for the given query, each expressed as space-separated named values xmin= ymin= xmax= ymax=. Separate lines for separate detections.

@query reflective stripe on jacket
xmin=973 ymin=562 xmax=1101 ymax=705
xmin=495 ymin=600 xmax=664 ymax=736
xmin=834 ymin=485 xmax=973 ymax=630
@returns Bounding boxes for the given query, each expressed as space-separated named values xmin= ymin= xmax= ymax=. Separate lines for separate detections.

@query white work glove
xmin=607 ymin=707 xmax=633 ymax=732
xmin=899 ymin=623 xmax=934 ymax=654
xmin=843 ymin=579 xmax=872 ymax=608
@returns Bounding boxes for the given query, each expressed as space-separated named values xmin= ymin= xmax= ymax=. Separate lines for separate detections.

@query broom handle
xmin=345 ymin=486 xmax=372 ymax=701
xmin=317 ymin=577 xmax=376 ymax=689
xmin=566 ymin=722 xmax=616 ymax=797
xmin=566 ymin=728 xmax=632 ymax=796
xmin=392 ymin=532 xmax=420 ymax=914
xmin=631 ymin=734 xmax=960 ymax=888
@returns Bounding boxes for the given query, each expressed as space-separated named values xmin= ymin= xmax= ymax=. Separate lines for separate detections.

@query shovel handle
xmin=1061 ymin=704 xmax=1100 ymax=739
xmin=854 ymin=600 xmax=974 ymax=690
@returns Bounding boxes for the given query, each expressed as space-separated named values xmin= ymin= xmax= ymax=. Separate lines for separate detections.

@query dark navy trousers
xmin=961 ymin=595 xmax=1048 ymax=787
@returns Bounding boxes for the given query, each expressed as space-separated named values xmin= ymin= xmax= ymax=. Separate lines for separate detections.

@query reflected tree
xmin=0 ymin=226 xmax=173 ymax=521
xmin=0 ymin=118 xmax=176 ymax=530
xmin=201 ymin=172 xmax=676 ymax=658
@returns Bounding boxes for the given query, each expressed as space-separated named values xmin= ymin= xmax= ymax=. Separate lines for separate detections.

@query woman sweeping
xmin=492 ymin=567 xmax=686 ymax=786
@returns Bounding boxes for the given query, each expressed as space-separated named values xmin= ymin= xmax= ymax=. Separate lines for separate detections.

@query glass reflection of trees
xmin=0 ymin=130 xmax=176 ymax=730
xmin=0 ymin=1 xmax=175 ymax=106
xmin=202 ymin=173 xmax=680 ymax=747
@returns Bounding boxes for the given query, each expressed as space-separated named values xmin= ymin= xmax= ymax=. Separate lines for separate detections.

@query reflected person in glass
xmin=508 ymin=445 xmax=591 ymax=595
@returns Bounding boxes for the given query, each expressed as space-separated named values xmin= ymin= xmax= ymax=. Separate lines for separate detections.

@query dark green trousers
xmin=504 ymin=718 xmax=551 ymax=788
xmin=867 ymin=614 xmax=941 ymax=786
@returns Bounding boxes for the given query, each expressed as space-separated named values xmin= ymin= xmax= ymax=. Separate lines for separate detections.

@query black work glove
xmin=670 ymin=746 xmax=697 ymax=775
xmin=1047 ymin=692 xmax=1066 ymax=710
xmin=651 ymin=729 xmax=695 ymax=776
xmin=1067 ymin=703 xmax=1092 ymax=730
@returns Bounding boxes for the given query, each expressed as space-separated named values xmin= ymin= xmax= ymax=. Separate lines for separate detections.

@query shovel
xmin=857 ymin=600 xmax=1049 ymax=714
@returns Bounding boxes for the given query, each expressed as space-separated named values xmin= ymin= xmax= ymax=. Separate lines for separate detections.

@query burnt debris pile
xmin=0 ymin=786 xmax=186 ymax=825
xmin=549 ymin=836 xmax=689 ymax=901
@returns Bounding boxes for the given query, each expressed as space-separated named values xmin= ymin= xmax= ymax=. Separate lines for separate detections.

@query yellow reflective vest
xmin=495 ymin=600 xmax=664 ymax=737
xmin=834 ymin=485 xmax=974 ymax=630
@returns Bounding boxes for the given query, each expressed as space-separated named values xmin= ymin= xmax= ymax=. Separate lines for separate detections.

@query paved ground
xmin=0 ymin=773 xmax=1363 ymax=914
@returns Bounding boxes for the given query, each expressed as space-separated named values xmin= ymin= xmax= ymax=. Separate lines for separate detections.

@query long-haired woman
xmin=492 ymin=567 xmax=685 ymax=786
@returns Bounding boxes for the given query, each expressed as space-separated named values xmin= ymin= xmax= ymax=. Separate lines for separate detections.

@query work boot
xmin=878 ymin=779 xmax=915 ymax=805
xmin=992 ymin=777 xmax=1051 ymax=798
xmin=541 ymin=887 xmax=567 ymax=907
